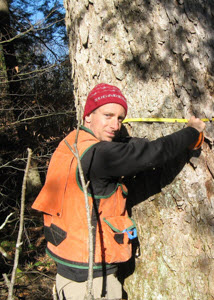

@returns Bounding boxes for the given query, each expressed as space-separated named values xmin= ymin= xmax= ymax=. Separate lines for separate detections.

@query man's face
xmin=84 ymin=103 xmax=126 ymax=142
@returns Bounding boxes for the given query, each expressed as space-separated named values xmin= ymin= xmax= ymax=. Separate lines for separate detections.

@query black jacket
xmin=58 ymin=126 xmax=199 ymax=281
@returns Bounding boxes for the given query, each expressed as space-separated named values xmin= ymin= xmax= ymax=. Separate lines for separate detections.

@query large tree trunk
xmin=64 ymin=1 xmax=214 ymax=299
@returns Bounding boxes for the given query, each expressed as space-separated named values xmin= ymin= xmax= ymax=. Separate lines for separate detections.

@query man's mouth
xmin=106 ymin=132 xmax=115 ymax=137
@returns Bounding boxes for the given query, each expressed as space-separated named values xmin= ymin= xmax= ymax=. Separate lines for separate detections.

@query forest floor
xmin=0 ymin=255 xmax=56 ymax=300
xmin=0 ymin=209 xmax=56 ymax=300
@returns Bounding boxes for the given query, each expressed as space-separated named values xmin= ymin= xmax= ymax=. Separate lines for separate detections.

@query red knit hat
xmin=83 ymin=83 xmax=128 ymax=119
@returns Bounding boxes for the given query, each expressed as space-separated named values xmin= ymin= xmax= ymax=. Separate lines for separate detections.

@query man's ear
xmin=84 ymin=114 xmax=91 ymax=124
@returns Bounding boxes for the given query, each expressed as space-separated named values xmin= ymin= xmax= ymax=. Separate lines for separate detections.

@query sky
xmin=13 ymin=0 xmax=68 ymax=62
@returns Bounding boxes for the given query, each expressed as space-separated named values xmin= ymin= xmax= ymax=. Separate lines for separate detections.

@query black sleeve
xmin=124 ymin=149 xmax=190 ymax=208
xmin=87 ymin=127 xmax=199 ymax=178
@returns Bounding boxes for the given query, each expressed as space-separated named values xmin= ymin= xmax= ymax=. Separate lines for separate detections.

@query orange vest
xmin=32 ymin=128 xmax=136 ymax=268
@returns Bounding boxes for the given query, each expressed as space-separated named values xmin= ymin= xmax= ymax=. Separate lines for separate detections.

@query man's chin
xmin=103 ymin=135 xmax=114 ymax=142
xmin=105 ymin=138 xmax=114 ymax=142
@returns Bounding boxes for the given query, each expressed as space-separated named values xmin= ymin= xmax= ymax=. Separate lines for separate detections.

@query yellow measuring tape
xmin=123 ymin=117 xmax=214 ymax=124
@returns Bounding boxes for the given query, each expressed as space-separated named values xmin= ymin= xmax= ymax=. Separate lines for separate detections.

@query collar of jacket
xmin=80 ymin=125 xmax=96 ymax=138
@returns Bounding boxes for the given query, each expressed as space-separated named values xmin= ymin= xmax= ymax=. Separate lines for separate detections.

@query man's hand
xmin=187 ymin=116 xmax=206 ymax=132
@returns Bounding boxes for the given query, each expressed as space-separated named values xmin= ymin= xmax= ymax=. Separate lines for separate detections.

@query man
xmin=32 ymin=83 xmax=205 ymax=300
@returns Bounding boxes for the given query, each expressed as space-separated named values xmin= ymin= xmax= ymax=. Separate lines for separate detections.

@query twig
xmin=7 ymin=148 xmax=32 ymax=300
xmin=0 ymin=246 xmax=8 ymax=258
xmin=3 ymin=274 xmax=10 ymax=289
xmin=0 ymin=213 xmax=14 ymax=230
xmin=0 ymin=111 xmax=75 ymax=131
xmin=52 ymin=283 xmax=58 ymax=300
xmin=64 ymin=133 xmax=94 ymax=300
xmin=66 ymin=107 xmax=94 ymax=299
xmin=0 ymin=12 xmax=64 ymax=46
xmin=74 ymin=142 xmax=94 ymax=300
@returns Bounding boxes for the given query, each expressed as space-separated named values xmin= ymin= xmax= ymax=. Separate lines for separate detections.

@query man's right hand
xmin=187 ymin=116 xmax=206 ymax=132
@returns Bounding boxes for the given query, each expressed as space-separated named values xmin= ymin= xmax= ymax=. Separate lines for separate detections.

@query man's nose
xmin=110 ymin=118 xmax=120 ymax=131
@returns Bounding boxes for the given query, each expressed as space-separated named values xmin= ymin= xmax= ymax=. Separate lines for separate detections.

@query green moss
xmin=0 ymin=240 xmax=16 ymax=251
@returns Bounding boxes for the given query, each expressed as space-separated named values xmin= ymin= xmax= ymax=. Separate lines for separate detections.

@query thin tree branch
xmin=52 ymin=283 xmax=58 ymax=300
xmin=0 ymin=158 xmax=27 ymax=169
xmin=0 ymin=25 xmax=34 ymax=45
xmin=33 ymin=35 xmax=58 ymax=60
xmin=0 ymin=64 xmax=58 ymax=84
xmin=0 ymin=111 xmax=75 ymax=131
xmin=74 ymin=141 xmax=94 ymax=300
xmin=0 ymin=213 xmax=14 ymax=230
xmin=7 ymin=148 xmax=32 ymax=300
xmin=3 ymin=273 xmax=10 ymax=289
xmin=0 ymin=15 xmax=64 ymax=45
xmin=64 ymin=130 xmax=94 ymax=300
xmin=0 ymin=246 xmax=8 ymax=258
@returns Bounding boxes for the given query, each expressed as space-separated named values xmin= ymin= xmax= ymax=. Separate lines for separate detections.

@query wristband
xmin=189 ymin=132 xmax=204 ymax=150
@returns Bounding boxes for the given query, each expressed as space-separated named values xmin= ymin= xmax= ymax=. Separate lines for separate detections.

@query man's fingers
xmin=187 ymin=116 xmax=206 ymax=132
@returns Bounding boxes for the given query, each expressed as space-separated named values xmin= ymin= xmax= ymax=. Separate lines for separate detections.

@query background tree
xmin=64 ymin=0 xmax=214 ymax=299
xmin=0 ymin=1 xmax=75 ymax=298
xmin=0 ymin=0 xmax=19 ymax=96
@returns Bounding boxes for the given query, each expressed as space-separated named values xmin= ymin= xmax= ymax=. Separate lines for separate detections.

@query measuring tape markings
xmin=123 ymin=118 xmax=214 ymax=124
xmin=122 ymin=117 xmax=213 ymax=150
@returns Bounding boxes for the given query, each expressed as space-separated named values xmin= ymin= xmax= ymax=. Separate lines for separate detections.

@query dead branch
xmin=0 ymin=63 xmax=58 ymax=84
xmin=0 ymin=246 xmax=8 ymax=258
xmin=64 ymin=126 xmax=94 ymax=300
xmin=0 ymin=213 xmax=14 ymax=230
xmin=3 ymin=274 xmax=10 ymax=289
xmin=7 ymin=148 xmax=32 ymax=300
xmin=52 ymin=283 xmax=58 ymax=300
xmin=74 ymin=142 xmax=94 ymax=300
xmin=0 ymin=111 xmax=75 ymax=131
xmin=0 ymin=8 xmax=64 ymax=46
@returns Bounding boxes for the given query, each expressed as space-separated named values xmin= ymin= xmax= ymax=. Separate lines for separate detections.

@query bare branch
xmin=52 ymin=284 xmax=58 ymax=300
xmin=0 ymin=246 xmax=8 ymax=258
xmin=0 ymin=64 xmax=58 ymax=84
xmin=64 ymin=131 xmax=94 ymax=300
xmin=0 ymin=25 xmax=34 ymax=45
xmin=0 ymin=213 xmax=14 ymax=230
xmin=74 ymin=139 xmax=94 ymax=300
xmin=7 ymin=148 xmax=32 ymax=300
xmin=3 ymin=274 xmax=10 ymax=289
xmin=0 ymin=111 xmax=75 ymax=131
xmin=0 ymin=157 xmax=28 ymax=169
xmin=0 ymin=9 xmax=64 ymax=45
xmin=34 ymin=35 xmax=58 ymax=60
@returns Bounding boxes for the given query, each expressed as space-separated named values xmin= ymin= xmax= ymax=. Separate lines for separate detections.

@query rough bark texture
xmin=64 ymin=0 xmax=214 ymax=299
xmin=0 ymin=0 xmax=19 ymax=95
xmin=0 ymin=0 xmax=17 ymax=144
xmin=0 ymin=0 xmax=10 ymax=101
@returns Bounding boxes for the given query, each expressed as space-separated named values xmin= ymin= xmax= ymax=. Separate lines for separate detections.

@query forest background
xmin=0 ymin=0 xmax=74 ymax=298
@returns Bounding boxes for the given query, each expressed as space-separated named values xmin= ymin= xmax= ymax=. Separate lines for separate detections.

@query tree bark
xmin=64 ymin=0 xmax=214 ymax=299
xmin=0 ymin=0 xmax=18 ymax=152
xmin=0 ymin=0 xmax=19 ymax=96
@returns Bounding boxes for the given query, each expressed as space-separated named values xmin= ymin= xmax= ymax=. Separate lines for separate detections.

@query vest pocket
xmin=44 ymin=223 xmax=67 ymax=246
xmin=103 ymin=216 xmax=137 ymax=244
